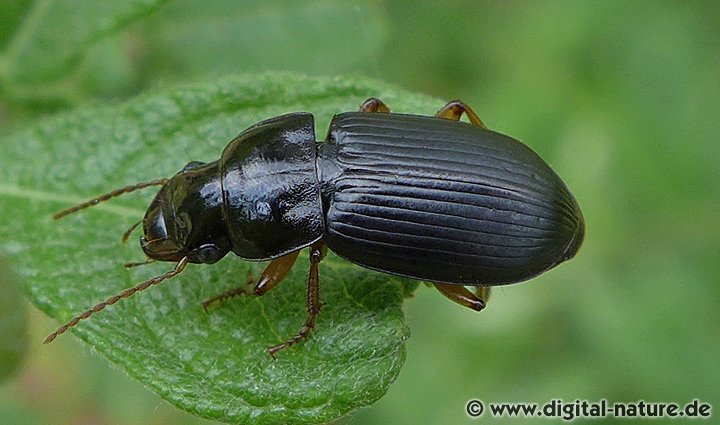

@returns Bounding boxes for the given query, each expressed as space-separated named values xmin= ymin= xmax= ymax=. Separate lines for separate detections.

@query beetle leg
xmin=433 ymin=282 xmax=489 ymax=311
xmin=435 ymin=100 xmax=486 ymax=128
xmin=475 ymin=286 xmax=491 ymax=303
xmin=268 ymin=241 xmax=324 ymax=356
xmin=201 ymin=250 xmax=300 ymax=310
xmin=360 ymin=97 xmax=391 ymax=113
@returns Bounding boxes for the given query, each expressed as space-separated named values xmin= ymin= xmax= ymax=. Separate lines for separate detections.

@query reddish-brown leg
xmin=202 ymin=250 xmax=300 ymax=310
xmin=433 ymin=282 xmax=490 ymax=312
xmin=435 ymin=100 xmax=486 ymax=128
xmin=268 ymin=241 xmax=325 ymax=356
xmin=360 ymin=97 xmax=391 ymax=113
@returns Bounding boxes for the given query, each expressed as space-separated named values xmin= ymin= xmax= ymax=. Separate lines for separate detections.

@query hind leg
xmin=433 ymin=283 xmax=490 ymax=311
xmin=435 ymin=100 xmax=486 ymax=128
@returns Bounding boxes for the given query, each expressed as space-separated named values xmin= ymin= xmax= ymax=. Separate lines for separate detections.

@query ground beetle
xmin=46 ymin=98 xmax=585 ymax=355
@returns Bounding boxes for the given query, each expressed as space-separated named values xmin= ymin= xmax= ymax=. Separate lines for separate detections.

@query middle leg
xmin=268 ymin=241 xmax=325 ymax=356
xmin=360 ymin=97 xmax=391 ymax=113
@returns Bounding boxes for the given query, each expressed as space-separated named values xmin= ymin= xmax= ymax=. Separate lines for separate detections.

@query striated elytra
xmin=47 ymin=98 xmax=584 ymax=355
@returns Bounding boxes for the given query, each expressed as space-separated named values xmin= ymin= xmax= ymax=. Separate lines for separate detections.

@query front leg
xmin=202 ymin=250 xmax=300 ymax=310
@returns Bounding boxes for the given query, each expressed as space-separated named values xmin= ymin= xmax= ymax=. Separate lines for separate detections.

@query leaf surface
xmin=0 ymin=73 xmax=432 ymax=424
xmin=0 ymin=256 xmax=27 ymax=382
xmin=0 ymin=0 xmax=169 ymax=103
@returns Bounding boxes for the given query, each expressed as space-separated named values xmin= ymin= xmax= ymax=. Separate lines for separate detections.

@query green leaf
xmin=0 ymin=73 xmax=430 ymax=424
xmin=0 ymin=256 xmax=28 ymax=382
xmin=0 ymin=0 xmax=388 ymax=107
xmin=0 ymin=0 xmax=33 ymax=50
xmin=137 ymin=0 xmax=388 ymax=81
xmin=0 ymin=0 xmax=169 ymax=104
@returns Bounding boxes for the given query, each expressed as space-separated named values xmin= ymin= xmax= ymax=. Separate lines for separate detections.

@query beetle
xmin=46 ymin=98 xmax=584 ymax=356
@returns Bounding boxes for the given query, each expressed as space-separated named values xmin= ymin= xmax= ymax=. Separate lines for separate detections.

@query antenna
xmin=53 ymin=179 xmax=168 ymax=220
xmin=43 ymin=256 xmax=189 ymax=343
xmin=121 ymin=219 xmax=143 ymax=243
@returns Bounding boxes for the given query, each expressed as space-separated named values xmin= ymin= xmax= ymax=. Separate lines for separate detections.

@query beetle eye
xmin=146 ymin=208 xmax=168 ymax=241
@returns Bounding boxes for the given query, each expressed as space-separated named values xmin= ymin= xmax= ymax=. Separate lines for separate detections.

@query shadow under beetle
xmin=46 ymin=98 xmax=585 ymax=356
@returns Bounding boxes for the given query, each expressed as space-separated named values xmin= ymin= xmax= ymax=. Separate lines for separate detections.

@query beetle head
xmin=47 ymin=161 xmax=230 ymax=344
xmin=141 ymin=160 xmax=231 ymax=264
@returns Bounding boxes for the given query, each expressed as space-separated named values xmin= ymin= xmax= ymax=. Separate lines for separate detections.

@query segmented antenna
xmin=121 ymin=219 xmax=143 ymax=243
xmin=53 ymin=179 xmax=168 ymax=220
xmin=43 ymin=256 xmax=189 ymax=344
xmin=124 ymin=258 xmax=156 ymax=269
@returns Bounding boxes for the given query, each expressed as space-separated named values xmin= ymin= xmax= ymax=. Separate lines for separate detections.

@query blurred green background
xmin=1 ymin=1 xmax=718 ymax=424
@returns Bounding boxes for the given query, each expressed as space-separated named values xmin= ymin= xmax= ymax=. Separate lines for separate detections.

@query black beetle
xmin=46 ymin=98 xmax=584 ymax=355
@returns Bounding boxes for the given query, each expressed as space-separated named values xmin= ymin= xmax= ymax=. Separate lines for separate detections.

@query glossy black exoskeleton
xmin=47 ymin=98 xmax=584 ymax=355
